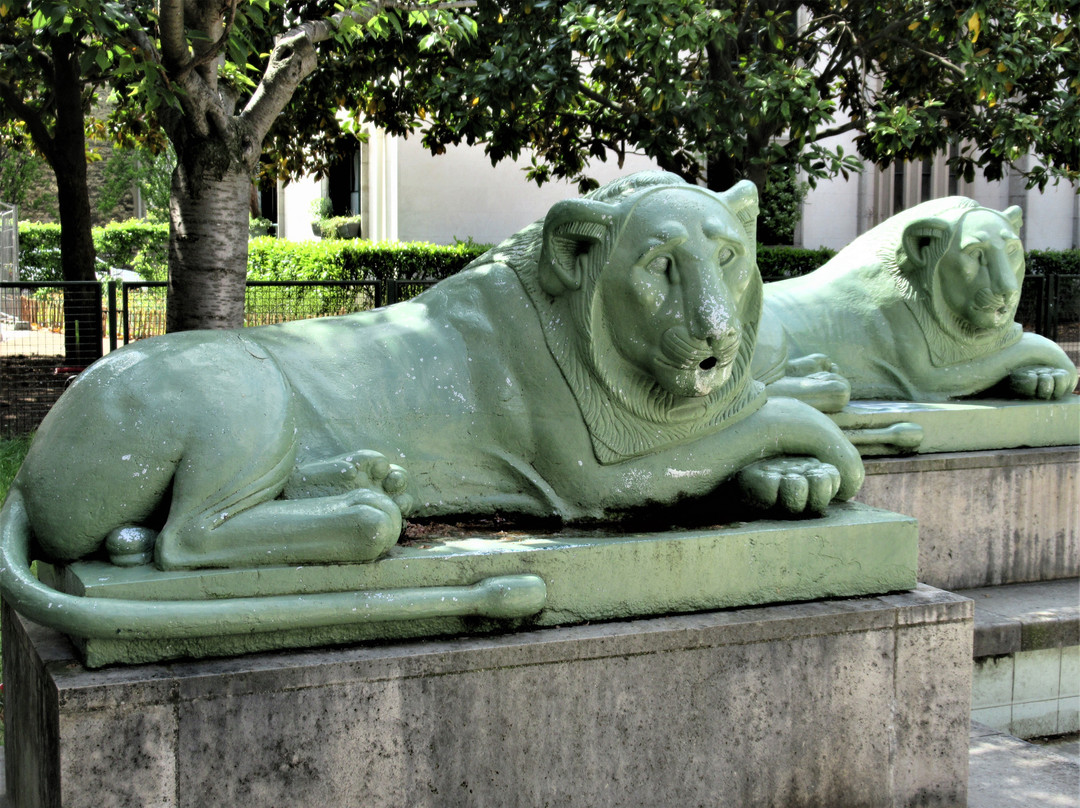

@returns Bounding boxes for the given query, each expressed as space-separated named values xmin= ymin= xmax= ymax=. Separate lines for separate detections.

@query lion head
xmin=477 ymin=172 xmax=765 ymax=463
xmin=875 ymin=197 xmax=1025 ymax=366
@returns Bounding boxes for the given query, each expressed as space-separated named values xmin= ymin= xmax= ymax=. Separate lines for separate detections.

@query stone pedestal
xmin=856 ymin=446 xmax=1079 ymax=590
xmin=4 ymin=586 xmax=973 ymax=808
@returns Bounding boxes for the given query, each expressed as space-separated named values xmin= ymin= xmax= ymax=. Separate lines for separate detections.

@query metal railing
xmin=0 ymin=279 xmax=431 ymax=435
xmin=0 ymin=202 xmax=18 ymax=330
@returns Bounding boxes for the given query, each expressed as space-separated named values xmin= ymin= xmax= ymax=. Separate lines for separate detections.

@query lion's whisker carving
xmin=972 ymin=288 xmax=1011 ymax=312
xmin=660 ymin=328 xmax=714 ymax=368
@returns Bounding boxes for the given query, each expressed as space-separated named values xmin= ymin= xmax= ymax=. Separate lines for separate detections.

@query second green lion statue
xmin=754 ymin=197 xmax=1078 ymax=411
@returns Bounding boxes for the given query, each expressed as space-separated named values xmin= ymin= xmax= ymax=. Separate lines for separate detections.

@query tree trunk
xmin=166 ymin=141 xmax=251 ymax=333
xmin=52 ymin=34 xmax=102 ymax=366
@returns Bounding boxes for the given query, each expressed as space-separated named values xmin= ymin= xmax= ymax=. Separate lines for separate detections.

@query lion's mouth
xmin=973 ymin=288 xmax=1016 ymax=318
xmin=661 ymin=327 xmax=740 ymax=372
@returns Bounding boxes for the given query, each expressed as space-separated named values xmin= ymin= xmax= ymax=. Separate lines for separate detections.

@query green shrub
xmin=758 ymin=168 xmax=810 ymax=246
xmin=0 ymin=433 xmax=31 ymax=506
xmin=18 ymin=221 xmax=168 ymax=282
xmin=96 ymin=220 xmax=169 ymax=279
xmin=757 ymin=246 xmax=835 ymax=280
xmin=1018 ymin=250 xmax=1080 ymax=326
xmin=247 ymin=238 xmax=488 ymax=283
xmin=1026 ymin=250 xmax=1080 ymax=276
xmin=16 ymin=222 xmax=63 ymax=281
xmin=315 ymin=215 xmax=363 ymax=240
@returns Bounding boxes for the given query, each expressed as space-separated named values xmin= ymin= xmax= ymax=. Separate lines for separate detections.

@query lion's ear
xmin=720 ymin=180 xmax=760 ymax=246
xmin=901 ymin=217 xmax=952 ymax=271
xmin=1002 ymin=205 xmax=1023 ymax=233
xmin=538 ymin=199 xmax=617 ymax=296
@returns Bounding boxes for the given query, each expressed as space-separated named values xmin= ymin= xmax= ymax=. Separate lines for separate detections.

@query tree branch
xmin=241 ymin=0 xmax=475 ymax=159
xmin=0 ymin=81 xmax=55 ymax=163
xmin=184 ymin=0 xmax=239 ymax=78
xmin=576 ymin=82 xmax=627 ymax=115
xmin=240 ymin=1 xmax=397 ymax=146
xmin=159 ymin=0 xmax=191 ymax=73
xmin=805 ymin=117 xmax=862 ymax=144
xmin=881 ymin=35 xmax=966 ymax=77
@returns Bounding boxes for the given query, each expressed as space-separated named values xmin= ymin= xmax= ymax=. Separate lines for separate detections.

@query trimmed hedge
xmin=757 ymin=246 xmax=836 ymax=280
xmin=16 ymin=222 xmax=63 ymax=281
xmin=1027 ymin=250 xmax=1080 ymax=276
xmin=16 ymin=220 xmax=1077 ymax=289
xmin=17 ymin=221 xmax=169 ymax=282
xmin=96 ymin=221 xmax=169 ymax=281
xmin=246 ymin=237 xmax=490 ymax=283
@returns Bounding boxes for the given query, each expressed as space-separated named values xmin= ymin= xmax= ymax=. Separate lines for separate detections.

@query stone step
xmin=959 ymin=578 xmax=1079 ymax=739
xmin=960 ymin=577 xmax=1079 ymax=659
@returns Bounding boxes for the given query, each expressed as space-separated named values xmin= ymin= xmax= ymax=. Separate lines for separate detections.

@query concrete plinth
xmin=831 ymin=397 xmax=1079 ymax=456
xmin=4 ymin=586 xmax=973 ymax=808
xmin=857 ymin=446 xmax=1078 ymax=590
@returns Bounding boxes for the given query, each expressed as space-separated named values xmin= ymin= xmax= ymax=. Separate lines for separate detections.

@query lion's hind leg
xmin=153 ymin=439 xmax=403 ymax=570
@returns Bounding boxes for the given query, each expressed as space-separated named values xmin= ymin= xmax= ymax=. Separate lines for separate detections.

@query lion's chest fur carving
xmin=13 ymin=173 xmax=863 ymax=574
xmin=754 ymin=197 xmax=1077 ymax=403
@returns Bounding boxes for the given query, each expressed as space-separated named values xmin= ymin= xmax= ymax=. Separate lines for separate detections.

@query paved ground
xmin=970 ymin=723 xmax=1079 ymax=807
xmin=0 ymin=326 xmax=112 ymax=357
xmin=1 ymin=722 xmax=1076 ymax=806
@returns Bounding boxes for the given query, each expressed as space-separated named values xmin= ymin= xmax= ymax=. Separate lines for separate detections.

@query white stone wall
xmin=395 ymin=136 xmax=658 ymax=245
xmin=279 ymin=130 xmax=1077 ymax=251
xmin=277 ymin=174 xmax=324 ymax=243
xmin=803 ymin=148 xmax=1079 ymax=250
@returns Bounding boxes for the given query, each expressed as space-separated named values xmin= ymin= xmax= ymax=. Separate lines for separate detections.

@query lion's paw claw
xmin=1009 ymin=365 xmax=1075 ymax=400
xmin=736 ymin=457 xmax=841 ymax=515
xmin=285 ymin=451 xmax=415 ymax=515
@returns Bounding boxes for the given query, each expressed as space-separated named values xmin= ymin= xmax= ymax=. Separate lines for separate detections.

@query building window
xmin=947 ymin=144 xmax=960 ymax=196
xmin=893 ymin=162 xmax=906 ymax=214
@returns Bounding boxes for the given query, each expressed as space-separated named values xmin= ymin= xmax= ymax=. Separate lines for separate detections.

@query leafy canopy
xmin=315 ymin=0 xmax=1078 ymax=193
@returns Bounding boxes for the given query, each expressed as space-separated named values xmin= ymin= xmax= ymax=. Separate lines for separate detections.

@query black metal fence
xmin=1 ymin=274 xmax=1077 ymax=436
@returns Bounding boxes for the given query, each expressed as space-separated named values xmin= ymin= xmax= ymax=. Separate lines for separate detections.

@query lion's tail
xmin=0 ymin=486 xmax=547 ymax=645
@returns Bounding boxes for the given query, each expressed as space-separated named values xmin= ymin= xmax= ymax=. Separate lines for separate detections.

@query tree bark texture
xmin=166 ymin=148 xmax=250 ymax=333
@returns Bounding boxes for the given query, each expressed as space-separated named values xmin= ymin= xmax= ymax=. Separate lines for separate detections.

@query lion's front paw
xmin=285 ymin=450 xmax=415 ymax=516
xmin=1008 ymin=365 xmax=1076 ymax=400
xmin=736 ymin=457 xmax=841 ymax=516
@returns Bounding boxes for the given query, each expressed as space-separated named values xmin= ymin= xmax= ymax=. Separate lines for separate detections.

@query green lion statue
xmin=0 ymin=173 xmax=863 ymax=639
xmin=754 ymin=197 xmax=1078 ymax=411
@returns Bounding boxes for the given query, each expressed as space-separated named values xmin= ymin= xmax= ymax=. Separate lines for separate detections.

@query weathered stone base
xmin=857 ymin=446 xmax=1078 ymax=590
xmin=832 ymin=397 xmax=1079 ymax=456
xmin=4 ymin=586 xmax=973 ymax=808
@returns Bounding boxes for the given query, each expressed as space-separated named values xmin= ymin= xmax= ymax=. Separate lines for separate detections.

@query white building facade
xmin=276 ymin=126 xmax=1079 ymax=251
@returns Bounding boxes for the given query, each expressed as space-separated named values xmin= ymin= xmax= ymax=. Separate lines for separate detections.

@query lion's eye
xmin=646 ymin=255 xmax=672 ymax=277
